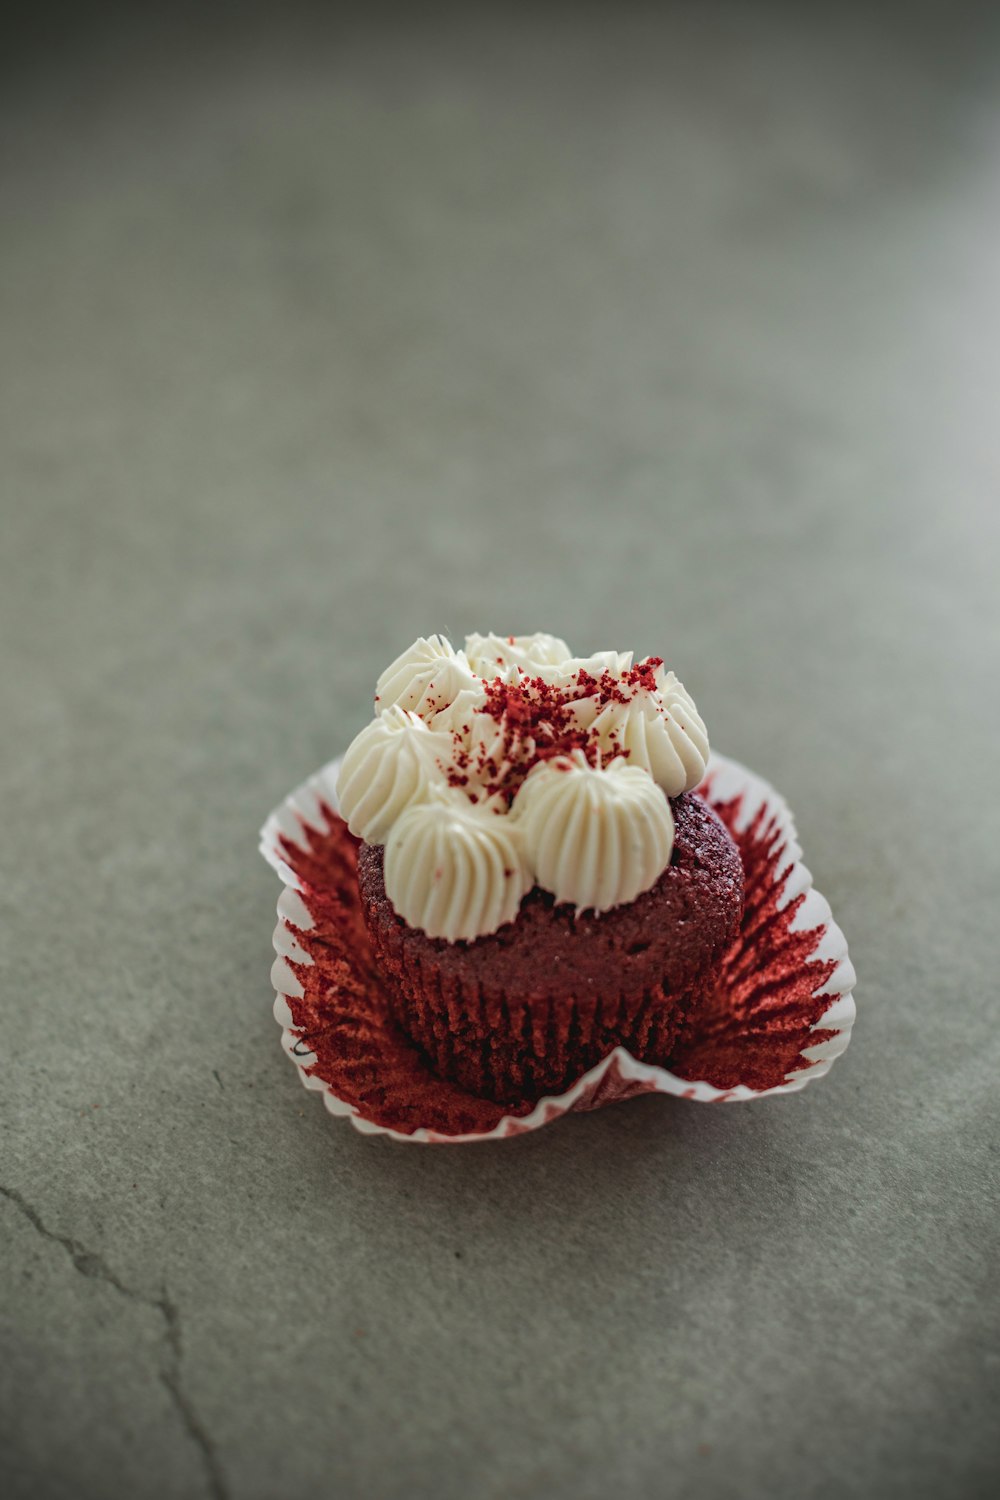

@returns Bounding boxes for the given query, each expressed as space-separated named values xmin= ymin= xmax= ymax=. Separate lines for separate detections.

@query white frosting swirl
xmin=375 ymin=635 xmax=478 ymax=718
xmin=592 ymin=673 xmax=708 ymax=795
xmin=464 ymin=632 xmax=572 ymax=678
xmin=336 ymin=707 xmax=451 ymax=844
xmin=384 ymin=795 xmax=533 ymax=942
xmin=659 ymin=671 xmax=710 ymax=784
xmin=429 ymin=685 xmax=488 ymax=736
xmin=523 ymin=649 xmax=634 ymax=689
xmin=512 ymin=753 xmax=675 ymax=913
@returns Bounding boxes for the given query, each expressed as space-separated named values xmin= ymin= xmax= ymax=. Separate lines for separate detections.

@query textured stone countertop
xmin=3 ymin=4 xmax=998 ymax=1497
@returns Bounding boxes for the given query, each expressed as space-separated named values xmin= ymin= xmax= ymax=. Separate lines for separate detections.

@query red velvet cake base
xmin=355 ymin=794 xmax=743 ymax=1105
xmin=267 ymin=767 xmax=848 ymax=1136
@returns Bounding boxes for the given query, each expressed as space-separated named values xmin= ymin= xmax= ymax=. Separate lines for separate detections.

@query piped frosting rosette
xmin=337 ymin=633 xmax=711 ymax=940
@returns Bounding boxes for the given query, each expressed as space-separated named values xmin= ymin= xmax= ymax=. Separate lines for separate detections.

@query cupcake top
xmin=337 ymin=633 xmax=710 ymax=941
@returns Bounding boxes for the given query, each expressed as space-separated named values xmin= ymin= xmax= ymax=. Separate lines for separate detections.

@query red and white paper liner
xmin=260 ymin=753 xmax=856 ymax=1143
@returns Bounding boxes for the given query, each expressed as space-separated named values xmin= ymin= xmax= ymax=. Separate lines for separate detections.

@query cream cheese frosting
xmin=375 ymin=635 xmax=479 ymax=718
xmin=464 ymin=632 xmax=571 ymax=677
xmin=511 ymin=752 xmax=675 ymax=914
xmin=591 ymin=672 xmax=708 ymax=797
xmin=384 ymin=794 xmax=532 ymax=943
xmin=336 ymin=633 xmax=710 ymax=940
xmin=337 ymin=706 xmax=453 ymax=845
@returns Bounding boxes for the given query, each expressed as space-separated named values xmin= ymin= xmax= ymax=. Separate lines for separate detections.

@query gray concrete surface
xmin=3 ymin=4 xmax=999 ymax=1497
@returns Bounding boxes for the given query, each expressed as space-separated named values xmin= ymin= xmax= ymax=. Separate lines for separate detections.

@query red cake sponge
xmin=357 ymin=791 xmax=744 ymax=1105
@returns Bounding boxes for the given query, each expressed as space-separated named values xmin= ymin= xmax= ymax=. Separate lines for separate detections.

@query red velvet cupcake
xmin=337 ymin=633 xmax=744 ymax=1106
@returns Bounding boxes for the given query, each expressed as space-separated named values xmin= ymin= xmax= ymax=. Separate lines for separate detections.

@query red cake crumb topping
xmin=443 ymin=659 xmax=664 ymax=803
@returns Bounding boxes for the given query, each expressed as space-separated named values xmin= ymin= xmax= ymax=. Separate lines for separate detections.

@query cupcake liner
xmin=259 ymin=752 xmax=856 ymax=1143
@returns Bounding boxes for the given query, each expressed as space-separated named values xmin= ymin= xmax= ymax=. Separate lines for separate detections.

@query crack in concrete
xmin=1 ymin=1184 xmax=229 ymax=1500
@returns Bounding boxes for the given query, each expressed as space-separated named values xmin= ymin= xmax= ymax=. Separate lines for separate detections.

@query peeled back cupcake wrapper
xmin=259 ymin=751 xmax=857 ymax=1143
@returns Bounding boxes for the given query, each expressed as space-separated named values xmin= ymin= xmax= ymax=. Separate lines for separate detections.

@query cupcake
xmin=337 ymin=633 xmax=744 ymax=1105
